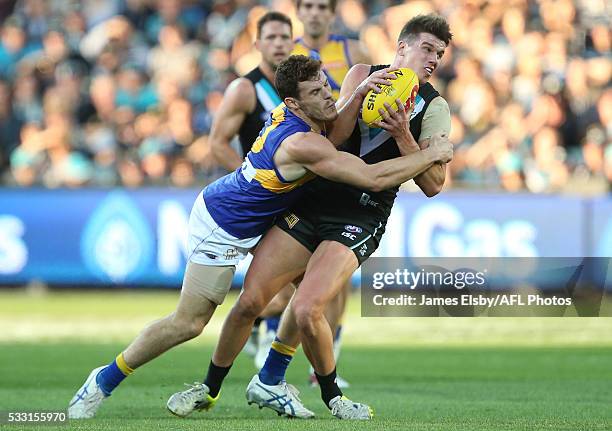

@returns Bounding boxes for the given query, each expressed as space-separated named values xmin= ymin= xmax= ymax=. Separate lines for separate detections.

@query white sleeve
xmin=419 ymin=96 xmax=451 ymax=141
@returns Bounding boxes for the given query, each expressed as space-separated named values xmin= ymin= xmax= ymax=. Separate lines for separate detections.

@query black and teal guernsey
xmin=308 ymin=64 xmax=441 ymax=218
xmin=238 ymin=67 xmax=283 ymax=156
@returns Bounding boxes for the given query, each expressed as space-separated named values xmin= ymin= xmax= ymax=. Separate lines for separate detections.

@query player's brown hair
xmin=398 ymin=14 xmax=453 ymax=45
xmin=296 ymin=0 xmax=337 ymax=13
xmin=256 ymin=11 xmax=293 ymax=40
xmin=275 ymin=55 xmax=322 ymax=100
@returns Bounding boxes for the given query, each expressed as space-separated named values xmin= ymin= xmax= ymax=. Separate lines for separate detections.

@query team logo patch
xmin=285 ymin=213 xmax=299 ymax=229
xmin=344 ymin=225 xmax=363 ymax=234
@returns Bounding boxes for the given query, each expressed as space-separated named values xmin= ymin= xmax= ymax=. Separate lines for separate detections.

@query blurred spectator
xmin=0 ymin=0 xmax=608 ymax=193
xmin=115 ymin=64 xmax=157 ymax=113
xmin=0 ymin=79 xmax=22 ymax=168
xmin=147 ymin=24 xmax=204 ymax=85
xmin=170 ymin=156 xmax=195 ymax=187
xmin=8 ymin=122 xmax=44 ymax=186
xmin=118 ymin=155 xmax=144 ymax=187
xmin=80 ymin=15 xmax=148 ymax=73
xmin=144 ymin=0 xmax=206 ymax=45
xmin=0 ymin=15 xmax=40 ymax=79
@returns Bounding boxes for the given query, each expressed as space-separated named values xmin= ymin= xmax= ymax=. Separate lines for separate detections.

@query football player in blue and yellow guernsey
xmin=68 ymin=55 xmax=453 ymax=419
xmin=292 ymin=0 xmax=370 ymax=100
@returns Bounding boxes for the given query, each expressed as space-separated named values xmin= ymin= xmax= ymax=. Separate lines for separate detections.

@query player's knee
xmin=171 ymin=315 xmax=206 ymax=341
xmin=234 ymin=291 xmax=266 ymax=322
xmin=184 ymin=319 xmax=206 ymax=340
xmin=292 ymin=300 xmax=321 ymax=338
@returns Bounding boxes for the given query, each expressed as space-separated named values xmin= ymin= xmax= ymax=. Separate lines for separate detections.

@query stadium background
xmin=0 ymin=0 xmax=610 ymax=429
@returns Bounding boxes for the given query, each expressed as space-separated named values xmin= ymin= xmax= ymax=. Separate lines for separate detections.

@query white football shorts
xmin=187 ymin=195 xmax=261 ymax=267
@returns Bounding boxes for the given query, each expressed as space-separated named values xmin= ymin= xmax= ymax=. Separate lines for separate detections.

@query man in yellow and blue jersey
xmin=207 ymin=12 xmax=295 ymax=360
xmin=68 ymin=54 xmax=453 ymax=420
xmin=292 ymin=0 xmax=370 ymax=100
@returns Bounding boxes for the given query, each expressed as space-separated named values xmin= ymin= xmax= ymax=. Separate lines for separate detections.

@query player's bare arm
xmin=326 ymin=64 xmax=395 ymax=146
xmin=413 ymin=142 xmax=447 ymax=196
xmin=210 ymin=78 xmax=257 ymax=171
xmin=277 ymin=131 xmax=451 ymax=192
xmin=376 ymin=95 xmax=451 ymax=197
xmin=411 ymin=96 xmax=452 ymax=194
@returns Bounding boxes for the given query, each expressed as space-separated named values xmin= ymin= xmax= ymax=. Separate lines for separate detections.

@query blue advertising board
xmin=591 ymin=197 xmax=612 ymax=257
xmin=0 ymin=189 xmax=196 ymax=285
xmin=377 ymin=193 xmax=586 ymax=258
xmin=0 ymin=189 xmax=608 ymax=287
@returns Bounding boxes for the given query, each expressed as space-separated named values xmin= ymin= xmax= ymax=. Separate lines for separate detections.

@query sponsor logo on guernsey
xmin=341 ymin=232 xmax=357 ymax=241
xmin=359 ymin=193 xmax=379 ymax=208
xmin=344 ymin=225 xmax=363 ymax=234
xmin=359 ymin=243 xmax=368 ymax=256
xmin=223 ymin=248 xmax=239 ymax=260
xmin=284 ymin=213 xmax=300 ymax=229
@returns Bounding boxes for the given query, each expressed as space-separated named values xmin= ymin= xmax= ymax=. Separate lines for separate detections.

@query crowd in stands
xmin=0 ymin=0 xmax=609 ymax=193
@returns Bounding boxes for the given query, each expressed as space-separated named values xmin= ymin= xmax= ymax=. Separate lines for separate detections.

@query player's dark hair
xmin=256 ymin=11 xmax=293 ymax=40
xmin=275 ymin=55 xmax=322 ymax=100
xmin=296 ymin=0 xmax=337 ymax=13
xmin=398 ymin=14 xmax=453 ymax=45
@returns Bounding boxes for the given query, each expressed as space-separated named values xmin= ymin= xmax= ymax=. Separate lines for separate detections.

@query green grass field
xmin=1 ymin=290 xmax=611 ymax=431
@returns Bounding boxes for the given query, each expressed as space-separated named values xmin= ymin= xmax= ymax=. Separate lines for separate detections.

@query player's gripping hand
xmin=374 ymin=98 xmax=419 ymax=153
xmin=374 ymin=98 xmax=411 ymax=135
xmin=427 ymin=132 xmax=453 ymax=163
xmin=354 ymin=68 xmax=397 ymax=101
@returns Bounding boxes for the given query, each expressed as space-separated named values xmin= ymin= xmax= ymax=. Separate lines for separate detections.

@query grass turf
xmin=2 ymin=343 xmax=611 ymax=430
xmin=1 ymin=290 xmax=611 ymax=430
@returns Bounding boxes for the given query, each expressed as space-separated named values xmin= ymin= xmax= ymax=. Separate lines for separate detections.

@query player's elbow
xmin=365 ymin=177 xmax=389 ymax=193
xmin=362 ymin=171 xmax=385 ymax=192
xmin=422 ymin=183 xmax=442 ymax=197
xmin=210 ymin=139 xmax=223 ymax=158
xmin=368 ymin=180 xmax=385 ymax=193
xmin=366 ymin=167 xmax=393 ymax=192
xmin=417 ymin=174 xmax=445 ymax=197
xmin=210 ymin=138 xmax=232 ymax=166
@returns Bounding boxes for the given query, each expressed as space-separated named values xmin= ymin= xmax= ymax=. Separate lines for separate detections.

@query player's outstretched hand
xmin=355 ymin=68 xmax=396 ymax=100
xmin=427 ymin=132 xmax=453 ymax=163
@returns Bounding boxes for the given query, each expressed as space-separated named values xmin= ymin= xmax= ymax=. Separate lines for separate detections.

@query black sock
xmin=203 ymin=361 xmax=232 ymax=398
xmin=315 ymin=368 xmax=343 ymax=408
xmin=254 ymin=317 xmax=263 ymax=327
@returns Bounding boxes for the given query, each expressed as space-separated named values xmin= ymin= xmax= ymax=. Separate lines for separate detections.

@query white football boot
xmin=246 ymin=374 xmax=315 ymax=418
xmin=166 ymin=382 xmax=219 ymax=417
xmin=329 ymin=395 xmax=373 ymax=420
xmin=243 ymin=324 xmax=260 ymax=357
xmin=68 ymin=366 xmax=108 ymax=419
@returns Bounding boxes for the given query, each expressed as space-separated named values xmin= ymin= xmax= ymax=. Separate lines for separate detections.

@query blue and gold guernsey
xmin=204 ymin=104 xmax=318 ymax=239
xmin=292 ymin=34 xmax=353 ymax=100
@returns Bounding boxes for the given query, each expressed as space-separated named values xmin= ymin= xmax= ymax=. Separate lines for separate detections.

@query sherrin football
xmin=361 ymin=68 xmax=419 ymax=128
